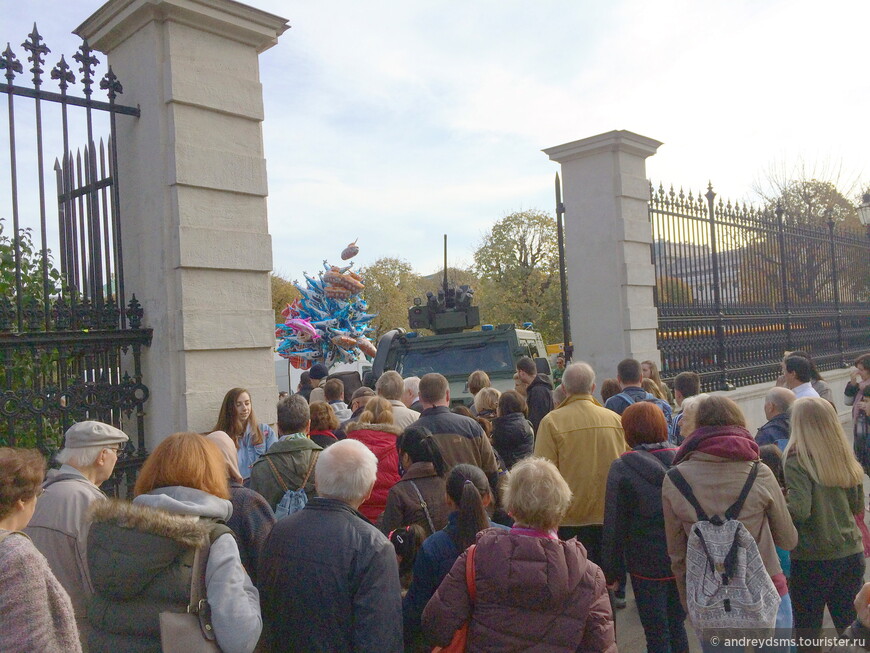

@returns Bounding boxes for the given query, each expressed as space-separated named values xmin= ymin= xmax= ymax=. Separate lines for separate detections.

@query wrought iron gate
xmin=1 ymin=26 xmax=152 ymax=495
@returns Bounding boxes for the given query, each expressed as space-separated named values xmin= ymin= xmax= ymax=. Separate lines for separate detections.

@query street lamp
xmin=859 ymin=193 xmax=870 ymax=238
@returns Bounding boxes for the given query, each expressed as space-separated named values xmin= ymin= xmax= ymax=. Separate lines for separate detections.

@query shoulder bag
xmin=433 ymin=544 xmax=477 ymax=653
xmin=159 ymin=532 xmax=222 ymax=652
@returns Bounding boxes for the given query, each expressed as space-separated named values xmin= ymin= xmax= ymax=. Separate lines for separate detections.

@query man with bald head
xmin=756 ymin=386 xmax=796 ymax=450
xmin=533 ymin=362 xmax=626 ymax=564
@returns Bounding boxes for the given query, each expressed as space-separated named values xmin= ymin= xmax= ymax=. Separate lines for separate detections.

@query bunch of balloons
xmin=275 ymin=241 xmax=378 ymax=369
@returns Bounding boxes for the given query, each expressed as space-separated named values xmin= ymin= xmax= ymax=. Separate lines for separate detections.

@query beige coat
xmin=661 ymin=452 xmax=798 ymax=606
xmin=25 ymin=466 xmax=106 ymax=648
xmin=387 ymin=399 xmax=420 ymax=431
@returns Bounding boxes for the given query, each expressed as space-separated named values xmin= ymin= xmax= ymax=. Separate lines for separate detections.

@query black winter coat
xmin=258 ymin=497 xmax=403 ymax=653
xmin=491 ymin=412 xmax=534 ymax=469
xmin=525 ymin=375 xmax=554 ymax=434
xmin=601 ymin=442 xmax=677 ymax=581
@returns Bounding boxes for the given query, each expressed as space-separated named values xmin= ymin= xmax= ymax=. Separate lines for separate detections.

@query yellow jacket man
xmin=534 ymin=361 xmax=627 ymax=564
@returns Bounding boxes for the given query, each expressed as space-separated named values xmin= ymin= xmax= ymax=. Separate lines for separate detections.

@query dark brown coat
xmin=422 ymin=528 xmax=616 ymax=652
xmin=377 ymin=462 xmax=448 ymax=537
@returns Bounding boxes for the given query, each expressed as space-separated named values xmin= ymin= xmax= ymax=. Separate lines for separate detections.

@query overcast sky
xmin=4 ymin=0 xmax=868 ymax=281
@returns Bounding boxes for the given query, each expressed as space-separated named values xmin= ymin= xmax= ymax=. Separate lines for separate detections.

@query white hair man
xmin=376 ymin=371 xmax=420 ymax=429
xmin=755 ymin=386 xmax=796 ymax=449
xmin=534 ymin=362 xmax=627 ymax=565
xmin=25 ymin=420 xmax=129 ymax=646
xmin=259 ymin=439 xmax=402 ymax=652
xmin=402 ymin=375 xmax=422 ymax=412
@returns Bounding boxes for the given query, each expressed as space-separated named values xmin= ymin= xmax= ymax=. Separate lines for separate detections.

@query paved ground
xmin=613 ymin=580 xmax=703 ymax=652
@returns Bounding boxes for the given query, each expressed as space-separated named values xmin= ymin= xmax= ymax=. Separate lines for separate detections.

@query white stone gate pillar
xmin=77 ymin=0 xmax=288 ymax=446
xmin=543 ymin=130 xmax=663 ymax=380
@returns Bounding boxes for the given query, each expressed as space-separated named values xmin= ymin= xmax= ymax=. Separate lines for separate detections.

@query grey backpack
xmin=667 ymin=461 xmax=780 ymax=636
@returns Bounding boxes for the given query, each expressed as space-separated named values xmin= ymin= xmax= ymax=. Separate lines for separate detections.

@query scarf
xmin=673 ymin=424 xmax=759 ymax=465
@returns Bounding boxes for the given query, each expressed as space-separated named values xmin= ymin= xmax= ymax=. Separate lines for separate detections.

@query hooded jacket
xmin=24 ymin=465 xmax=106 ymax=642
xmin=601 ymin=442 xmax=678 ymax=581
xmin=661 ymin=425 xmax=798 ymax=607
xmin=422 ymin=528 xmax=616 ymax=652
xmin=87 ymin=487 xmax=261 ymax=653
xmin=346 ymin=422 xmax=402 ymax=522
xmin=491 ymin=412 xmax=534 ymax=470
xmin=249 ymin=436 xmax=322 ymax=512
xmin=525 ymin=374 xmax=554 ymax=434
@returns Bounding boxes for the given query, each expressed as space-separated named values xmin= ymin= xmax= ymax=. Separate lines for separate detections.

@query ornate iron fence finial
xmin=51 ymin=55 xmax=75 ymax=91
xmin=126 ymin=295 xmax=143 ymax=329
xmin=100 ymin=66 xmax=123 ymax=100
xmin=22 ymin=23 xmax=50 ymax=88
xmin=73 ymin=39 xmax=99 ymax=98
xmin=1 ymin=43 xmax=23 ymax=83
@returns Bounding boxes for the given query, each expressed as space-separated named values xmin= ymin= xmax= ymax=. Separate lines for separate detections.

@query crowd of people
xmin=1 ymin=351 xmax=869 ymax=653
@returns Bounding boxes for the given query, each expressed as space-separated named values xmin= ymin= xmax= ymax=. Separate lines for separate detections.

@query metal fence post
xmin=826 ymin=215 xmax=845 ymax=366
xmin=555 ymin=173 xmax=571 ymax=361
xmin=705 ymin=183 xmax=730 ymax=390
xmin=774 ymin=203 xmax=793 ymax=351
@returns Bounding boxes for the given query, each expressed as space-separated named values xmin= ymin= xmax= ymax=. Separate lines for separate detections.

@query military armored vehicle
xmin=369 ymin=268 xmax=550 ymax=406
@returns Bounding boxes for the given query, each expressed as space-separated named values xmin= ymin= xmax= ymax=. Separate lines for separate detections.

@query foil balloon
xmin=341 ymin=239 xmax=360 ymax=260
xmin=276 ymin=243 xmax=378 ymax=369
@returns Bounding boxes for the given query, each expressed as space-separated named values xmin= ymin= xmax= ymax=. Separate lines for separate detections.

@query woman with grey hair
xmin=423 ymin=457 xmax=616 ymax=652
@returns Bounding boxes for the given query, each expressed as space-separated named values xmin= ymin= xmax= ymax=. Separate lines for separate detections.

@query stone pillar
xmin=77 ymin=0 xmax=288 ymax=446
xmin=543 ymin=130 xmax=663 ymax=380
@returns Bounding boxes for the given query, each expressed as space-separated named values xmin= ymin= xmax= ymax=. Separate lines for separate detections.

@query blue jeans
xmin=632 ymin=575 xmax=689 ymax=653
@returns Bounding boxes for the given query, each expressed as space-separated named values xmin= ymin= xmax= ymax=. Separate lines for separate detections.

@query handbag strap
xmin=466 ymin=544 xmax=477 ymax=603
xmin=265 ymin=456 xmax=289 ymax=493
xmin=408 ymin=480 xmax=436 ymax=534
xmin=299 ymin=451 xmax=319 ymax=491
xmin=187 ymin=533 xmax=216 ymax=642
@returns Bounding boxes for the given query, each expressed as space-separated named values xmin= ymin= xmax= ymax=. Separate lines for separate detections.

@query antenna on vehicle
xmin=443 ymin=234 xmax=448 ymax=300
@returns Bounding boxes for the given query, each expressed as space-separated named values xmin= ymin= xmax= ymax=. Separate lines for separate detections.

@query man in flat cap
xmin=25 ymin=420 xmax=129 ymax=650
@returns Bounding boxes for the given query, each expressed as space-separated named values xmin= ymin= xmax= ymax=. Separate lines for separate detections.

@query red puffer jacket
xmin=423 ymin=527 xmax=616 ymax=652
xmin=345 ymin=422 xmax=402 ymax=522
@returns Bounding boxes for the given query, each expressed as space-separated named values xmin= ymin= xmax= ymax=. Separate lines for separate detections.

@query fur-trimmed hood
xmin=344 ymin=421 xmax=403 ymax=436
xmin=89 ymin=498 xmax=212 ymax=548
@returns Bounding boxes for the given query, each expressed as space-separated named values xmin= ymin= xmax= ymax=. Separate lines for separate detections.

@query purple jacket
xmin=423 ymin=528 xmax=616 ymax=652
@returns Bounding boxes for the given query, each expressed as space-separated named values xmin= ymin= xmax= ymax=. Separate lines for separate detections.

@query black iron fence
xmin=1 ymin=26 xmax=151 ymax=495
xmin=649 ymin=183 xmax=870 ymax=392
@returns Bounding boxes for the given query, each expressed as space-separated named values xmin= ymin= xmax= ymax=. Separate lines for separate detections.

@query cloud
xmin=6 ymin=0 xmax=867 ymax=284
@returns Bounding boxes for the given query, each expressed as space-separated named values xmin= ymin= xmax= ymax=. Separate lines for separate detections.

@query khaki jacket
xmin=534 ymin=394 xmax=627 ymax=526
xmin=661 ymin=453 xmax=798 ymax=606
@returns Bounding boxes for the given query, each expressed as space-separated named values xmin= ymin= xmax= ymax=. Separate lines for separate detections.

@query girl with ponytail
xmin=403 ymin=463 xmax=506 ymax=652
xmin=379 ymin=426 xmax=449 ymax=537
